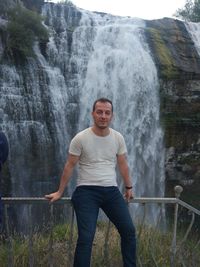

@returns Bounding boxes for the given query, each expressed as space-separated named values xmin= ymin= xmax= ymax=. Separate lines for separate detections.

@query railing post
xmin=68 ymin=204 xmax=75 ymax=265
xmin=28 ymin=205 xmax=34 ymax=267
xmin=4 ymin=204 xmax=14 ymax=267
xmin=170 ymin=185 xmax=183 ymax=267
xmin=48 ymin=204 xmax=54 ymax=267
xmin=137 ymin=203 xmax=146 ymax=267
xmin=103 ymin=220 xmax=111 ymax=266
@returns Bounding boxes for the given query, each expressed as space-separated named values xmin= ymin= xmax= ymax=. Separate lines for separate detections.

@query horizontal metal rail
xmin=2 ymin=197 xmax=199 ymax=215
xmin=2 ymin=196 xmax=178 ymax=204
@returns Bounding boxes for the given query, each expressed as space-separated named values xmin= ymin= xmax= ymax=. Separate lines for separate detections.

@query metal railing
xmin=1 ymin=186 xmax=200 ymax=267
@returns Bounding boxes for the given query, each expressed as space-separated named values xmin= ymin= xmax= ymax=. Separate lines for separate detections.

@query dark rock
xmin=144 ymin=18 xmax=200 ymax=209
xmin=146 ymin=18 xmax=200 ymax=79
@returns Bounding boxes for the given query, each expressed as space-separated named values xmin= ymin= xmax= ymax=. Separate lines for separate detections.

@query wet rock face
xmin=146 ymin=18 xmax=200 ymax=79
xmin=161 ymin=80 xmax=200 ymax=208
xmin=145 ymin=18 xmax=200 ymax=208
xmin=161 ymin=76 xmax=199 ymax=208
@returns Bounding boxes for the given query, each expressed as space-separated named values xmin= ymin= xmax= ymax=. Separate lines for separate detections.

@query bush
xmin=6 ymin=4 xmax=49 ymax=58
xmin=175 ymin=0 xmax=200 ymax=22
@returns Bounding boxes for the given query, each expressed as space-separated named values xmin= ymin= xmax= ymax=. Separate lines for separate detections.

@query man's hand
xmin=117 ymin=154 xmax=134 ymax=203
xmin=45 ymin=191 xmax=62 ymax=203
xmin=124 ymin=189 xmax=134 ymax=202
xmin=45 ymin=154 xmax=79 ymax=203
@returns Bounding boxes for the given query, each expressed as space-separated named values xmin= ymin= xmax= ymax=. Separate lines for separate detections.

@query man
xmin=45 ymin=98 xmax=136 ymax=267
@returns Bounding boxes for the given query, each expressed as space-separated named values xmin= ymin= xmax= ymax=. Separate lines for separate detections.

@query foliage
xmin=175 ymin=0 xmax=200 ymax=22
xmin=21 ymin=0 xmax=45 ymax=12
xmin=46 ymin=0 xmax=74 ymax=6
xmin=0 ymin=223 xmax=199 ymax=266
xmin=0 ymin=0 xmax=13 ymax=17
xmin=5 ymin=4 xmax=49 ymax=58
xmin=56 ymin=0 xmax=74 ymax=5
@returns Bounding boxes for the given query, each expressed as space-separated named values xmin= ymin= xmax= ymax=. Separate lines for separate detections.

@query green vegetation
xmin=0 ymin=223 xmax=199 ymax=267
xmin=20 ymin=0 xmax=45 ymax=12
xmin=5 ymin=4 xmax=48 ymax=58
xmin=57 ymin=0 xmax=74 ymax=5
xmin=175 ymin=0 xmax=200 ymax=22
xmin=147 ymin=28 xmax=179 ymax=79
xmin=0 ymin=1 xmax=12 ymax=16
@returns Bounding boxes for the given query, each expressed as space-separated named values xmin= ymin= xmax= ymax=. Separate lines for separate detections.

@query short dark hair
xmin=92 ymin=98 xmax=113 ymax=112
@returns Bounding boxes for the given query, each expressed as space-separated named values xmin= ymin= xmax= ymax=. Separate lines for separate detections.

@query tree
xmin=175 ymin=0 xmax=200 ymax=22
xmin=5 ymin=4 xmax=49 ymax=58
xmin=21 ymin=0 xmax=45 ymax=12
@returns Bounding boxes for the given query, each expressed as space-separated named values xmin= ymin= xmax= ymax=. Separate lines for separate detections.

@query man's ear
xmin=110 ymin=113 xmax=114 ymax=123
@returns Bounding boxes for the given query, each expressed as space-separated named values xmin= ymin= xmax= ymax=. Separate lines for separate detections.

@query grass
xmin=0 ymin=222 xmax=199 ymax=267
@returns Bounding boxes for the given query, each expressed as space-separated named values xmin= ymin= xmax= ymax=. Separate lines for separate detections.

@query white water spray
xmin=66 ymin=9 xmax=165 ymax=222
xmin=0 ymin=3 xmax=165 ymax=227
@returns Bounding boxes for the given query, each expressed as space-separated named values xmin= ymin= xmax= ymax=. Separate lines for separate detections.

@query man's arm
xmin=117 ymin=153 xmax=134 ymax=202
xmin=45 ymin=154 xmax=79 ymax=203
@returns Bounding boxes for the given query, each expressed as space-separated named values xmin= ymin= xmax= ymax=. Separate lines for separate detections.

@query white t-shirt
xmin=69 ymin=127 xmax=127 ymax=187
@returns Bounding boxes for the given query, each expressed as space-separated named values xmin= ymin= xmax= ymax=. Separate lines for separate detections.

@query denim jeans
xmin=71 ymin=186 xmax=136 ymax=267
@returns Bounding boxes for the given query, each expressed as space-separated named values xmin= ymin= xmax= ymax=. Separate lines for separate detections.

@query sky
xmin=50 ymin=0 xmax=186 ymax=20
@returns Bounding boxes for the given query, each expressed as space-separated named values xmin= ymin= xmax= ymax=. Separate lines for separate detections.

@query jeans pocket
xmin=71 ymin=188 xmax=77 ymax=204
xmin=71 ymin=186 xmax=84 ymax=205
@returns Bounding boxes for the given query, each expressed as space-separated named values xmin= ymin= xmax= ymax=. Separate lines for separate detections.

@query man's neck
xmin=91 ymin=126 xmax=110 ymax=137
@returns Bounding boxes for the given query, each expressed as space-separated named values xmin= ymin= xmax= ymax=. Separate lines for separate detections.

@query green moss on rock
xmin=147 ymin=28 xmax=179 ymax=79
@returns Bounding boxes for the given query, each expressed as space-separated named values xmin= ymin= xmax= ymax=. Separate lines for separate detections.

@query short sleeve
xmin=69 ymin=134 xmax=82 ymax=156
xmin=117 ymin=133 xmax=127 ymax=155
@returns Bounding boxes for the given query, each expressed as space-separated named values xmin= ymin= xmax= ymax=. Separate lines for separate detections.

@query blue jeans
xmin=71 ymin=186 xmax=136 ymax=267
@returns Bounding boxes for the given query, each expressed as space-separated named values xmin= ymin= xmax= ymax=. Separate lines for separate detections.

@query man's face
xmin=92 ymin=101 xmax=113 ymax=129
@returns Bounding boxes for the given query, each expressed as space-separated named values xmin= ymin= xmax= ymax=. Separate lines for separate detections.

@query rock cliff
xmin=146 ymin=18 xmax=200 ymax=208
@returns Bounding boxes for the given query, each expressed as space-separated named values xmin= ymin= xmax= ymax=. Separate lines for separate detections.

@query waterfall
xmin=185 ymin=22 xmax=200 ymax=55
xmin=42 ymin=4 xmax=165 ymax=223
xmin=0 ymin=2 xmax=165 ymax=227
xmin=76 ymin=11 xmax=165 ymax=223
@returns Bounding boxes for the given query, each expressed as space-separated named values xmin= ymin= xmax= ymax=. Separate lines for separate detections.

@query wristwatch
xmin=125 ymin=186 xmax=133 ymax=190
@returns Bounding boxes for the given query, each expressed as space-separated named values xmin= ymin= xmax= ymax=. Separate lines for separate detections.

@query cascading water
xmin=74 ymin=11 xmax=165 ymax=223
xmin=0 ymin=2 xmax=165 ymax=228
xmin=185 ymin=22 xmax=200 ymax=55
xmin=43 ymin=3 xmax=165 ymax=223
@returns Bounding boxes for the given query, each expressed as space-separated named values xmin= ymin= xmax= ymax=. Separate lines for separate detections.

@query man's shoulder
xmin=73 ymin=127 xmax=91 ymax=140
xmin=110 ymin=128 xmax=124 ymax=138
xmin=69 ymin=128 xmax=91 ymax=152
